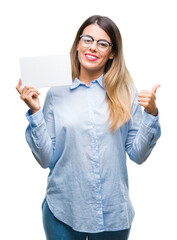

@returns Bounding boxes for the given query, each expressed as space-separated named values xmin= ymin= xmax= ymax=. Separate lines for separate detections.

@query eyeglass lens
xmin=80 ymin=35 xmax=111 ymax=52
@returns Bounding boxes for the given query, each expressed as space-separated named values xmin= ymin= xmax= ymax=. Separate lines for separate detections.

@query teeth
xmin=86 ymin=55 xmax=97 ymax=59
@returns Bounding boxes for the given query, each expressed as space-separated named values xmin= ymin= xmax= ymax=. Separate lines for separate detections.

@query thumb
xmin=152 ymin=84 xmax=161 ymax=94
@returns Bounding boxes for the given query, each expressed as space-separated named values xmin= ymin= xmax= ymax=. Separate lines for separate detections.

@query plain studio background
xmin=0 ymin=0 xmax=176 ymax=239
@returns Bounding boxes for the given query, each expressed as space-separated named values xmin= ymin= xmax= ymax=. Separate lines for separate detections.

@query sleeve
xmin=25 ymin=89 xmax=56 ymax=169
xmin=125 ymin=92 xmax=161 ymax=165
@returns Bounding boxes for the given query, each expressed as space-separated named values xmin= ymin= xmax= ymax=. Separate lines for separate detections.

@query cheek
xmin=100 ymin=54 xmax=111 ymax=64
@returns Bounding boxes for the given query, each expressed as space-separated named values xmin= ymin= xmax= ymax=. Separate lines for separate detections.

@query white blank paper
xmin=20 ymin=54 xmax=72 ymax=88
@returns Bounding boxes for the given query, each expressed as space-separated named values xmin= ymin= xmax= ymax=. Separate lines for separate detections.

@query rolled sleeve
xmin=142 ymin=110 xmax=159 ymax=129
xmin=26 ymin=108 xmax=44 ymax=129
xmin=126 ymin=102 xmax=161 ymax=164
xmin=141 ymin=110 xmax=161 ymax=145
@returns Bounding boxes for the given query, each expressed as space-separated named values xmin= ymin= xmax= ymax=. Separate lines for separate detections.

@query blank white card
xmin=20 ymin=54 xmax=72 ymax=88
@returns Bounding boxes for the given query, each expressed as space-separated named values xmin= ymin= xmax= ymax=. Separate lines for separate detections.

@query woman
xmin=16 ymin=15 xmax=161 ymax=240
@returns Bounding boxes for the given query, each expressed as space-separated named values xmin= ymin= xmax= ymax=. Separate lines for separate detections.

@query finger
xmin=152 ymin=84 xmax=161 ymax=94
xmin=138 ymin=91 xmax=155 ymax=100
xmin=138 ymin=97 xmax=150 ymax=103
xmin=16 ymin=78 xmax=22 ymax=94
xmin=138 ymin=101 xmax=148 ymax=108
xmin=22 ymin=86 xmax=40 ymax=95
xmin=26 ymin=89 xmax=40 ymax=97
xmin=138 ymin=90 xmax=152 ymax=96
xmin=25 ymin=88 xmax=40 ymax=96
xmin=27 ymin=91 xmax=39 ymax=100
xmin=138 ymin=90 xmax=150 ymax=94
xmin=21 ymin=89 xmax=40 ymax=100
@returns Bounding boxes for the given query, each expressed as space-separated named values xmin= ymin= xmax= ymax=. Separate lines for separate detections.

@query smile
xmin=85 ymin=54 xmax=99 ymax=61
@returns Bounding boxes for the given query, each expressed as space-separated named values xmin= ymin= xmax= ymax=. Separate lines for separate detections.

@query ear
xmin=77 ymin=42 xmax=80 ymax=51
xmin=109 ymin=52 xmax=114 ymax=60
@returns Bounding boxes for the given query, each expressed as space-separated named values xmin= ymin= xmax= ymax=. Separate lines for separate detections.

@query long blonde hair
xmin=70 ymin=15 xmax=134 ymax=132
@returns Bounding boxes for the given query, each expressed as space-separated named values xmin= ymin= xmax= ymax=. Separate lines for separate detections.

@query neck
xmin=79 ymin=69 xmax=104 ymax=86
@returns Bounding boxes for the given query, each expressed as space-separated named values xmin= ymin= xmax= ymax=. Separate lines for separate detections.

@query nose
xmin=89 ymin=40 xmax=97 ymax=51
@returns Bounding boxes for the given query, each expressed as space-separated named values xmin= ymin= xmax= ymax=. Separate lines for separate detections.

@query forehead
xmin=82 ymin=24 xmax=111 ymax=42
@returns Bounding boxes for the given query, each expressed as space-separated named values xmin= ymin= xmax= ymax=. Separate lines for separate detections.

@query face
xmin=77 ymin=24 xmax=114 ymax=76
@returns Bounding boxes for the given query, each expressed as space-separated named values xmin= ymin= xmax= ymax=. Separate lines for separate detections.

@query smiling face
xmin=77 ymin=24 xmax=114 ymax=78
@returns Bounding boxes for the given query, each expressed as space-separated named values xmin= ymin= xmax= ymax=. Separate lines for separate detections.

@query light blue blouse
xmin=25 ymin=75 xmax=161 ymax=233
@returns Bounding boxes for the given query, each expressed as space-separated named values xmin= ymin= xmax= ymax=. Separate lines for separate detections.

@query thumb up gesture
xmin=138 ymin=85 xmax=160 ymax=116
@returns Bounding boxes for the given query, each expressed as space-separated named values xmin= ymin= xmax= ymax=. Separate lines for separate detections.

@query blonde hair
xmin=70 ymin=15 xmax=134 ymax=132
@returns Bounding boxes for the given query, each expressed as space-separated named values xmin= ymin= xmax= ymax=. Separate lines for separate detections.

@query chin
xmin=81 ymin=61 xmax=104 ymax=71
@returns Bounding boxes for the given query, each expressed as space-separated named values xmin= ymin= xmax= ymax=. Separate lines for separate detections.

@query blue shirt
xmin=25 ymin=75 xmax=161 ymax=233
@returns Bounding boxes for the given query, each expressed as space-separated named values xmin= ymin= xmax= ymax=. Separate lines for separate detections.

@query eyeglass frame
xmin=79 ymin=35 xmax=113 ymax=51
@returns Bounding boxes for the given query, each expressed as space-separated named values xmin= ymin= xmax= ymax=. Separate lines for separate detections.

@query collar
xmin=70 ymin=74 xmax=104 ymax=90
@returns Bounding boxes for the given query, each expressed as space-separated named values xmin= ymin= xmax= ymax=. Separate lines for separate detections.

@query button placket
xmin=87 ymin=86 xmax=104 ymax=230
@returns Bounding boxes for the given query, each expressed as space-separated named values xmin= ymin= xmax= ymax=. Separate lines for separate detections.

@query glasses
xmin=79 ymin=35 xmax=113 ymax=52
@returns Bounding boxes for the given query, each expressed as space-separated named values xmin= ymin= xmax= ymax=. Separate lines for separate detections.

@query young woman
xmin=16 ymin=15 xmax=161 ymax=240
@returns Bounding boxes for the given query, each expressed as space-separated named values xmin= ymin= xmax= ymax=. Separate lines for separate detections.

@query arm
xmin=16 ymin=79 xmax=56 ymax=168
xmin=25 ymin=89 xmax=56 ymax=169
xmin=125 ymin=89 xmax=161 ymax=164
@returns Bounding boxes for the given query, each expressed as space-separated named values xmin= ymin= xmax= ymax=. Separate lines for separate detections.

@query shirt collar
xmin=70 ymin=74 xmax=104 ymax=90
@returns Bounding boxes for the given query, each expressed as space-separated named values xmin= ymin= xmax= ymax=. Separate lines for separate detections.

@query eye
xmin=98 ymin=41 xmax=109 ymax=48
xmin=82 ymin=36 xmax=93 ymax=43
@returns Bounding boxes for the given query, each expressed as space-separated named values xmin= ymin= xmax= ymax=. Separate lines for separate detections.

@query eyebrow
xmin=81 ymin=34 xmax=111 ymax=43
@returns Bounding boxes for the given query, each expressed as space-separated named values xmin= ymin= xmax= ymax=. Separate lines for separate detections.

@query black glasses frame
xmin=79 ymin=35 xmax=113 ymax=47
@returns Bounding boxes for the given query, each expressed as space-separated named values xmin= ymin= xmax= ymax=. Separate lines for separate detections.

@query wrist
xmin=145 ymin=108 xmax=158 ymax=116
xmin=151 ymin=108 xmax=158 ymax=116
xmin=31 ymin=108 xmax=40 ymax=115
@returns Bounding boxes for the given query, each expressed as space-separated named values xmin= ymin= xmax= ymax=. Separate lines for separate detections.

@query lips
xmin=85 ymin=53 xmax=99 ymax=61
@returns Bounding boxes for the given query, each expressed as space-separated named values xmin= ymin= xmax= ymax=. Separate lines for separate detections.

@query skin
xmin=77 ymin=24 xmax=114 ymax=86
xmin=16 ymin=79 xmax=40 ymax=114
xmin=16 ymin=24 xmax=160 ymax=116
xmin=138 ymin=85 xmax=160 ymax=116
